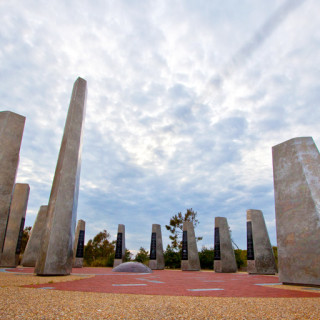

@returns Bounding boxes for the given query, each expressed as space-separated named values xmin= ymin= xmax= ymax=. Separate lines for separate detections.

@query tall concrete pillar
xmin=181 ymin=221 xmax=200 ymax=271
xmin=272 ymin=137 xmax=320 ymax=285
xmin=149 ymin=224 xmax=164 ymax=270
xmin=214 ymin=217 xmax=237 ymax=273
xmin=21 ymin=205 xmax=48 ymax=267
xmin=1 ymin=184 xmax=30 ymax=267
xmin=0 ymin=111 xmax=25 ymax=261
xmin=246 ymin=209 xmax=277 ymax=274
xmin=73 ymin=219 xmax=85 ymax=268
xmin=35 ymin=77 xmax=87 ymax=276
xmin=113 ymin=224 xmax=125 ymax=267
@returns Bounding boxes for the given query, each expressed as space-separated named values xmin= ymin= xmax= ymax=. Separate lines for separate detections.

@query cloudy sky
xmin=1 ymin=0 xmax=319 ymax=254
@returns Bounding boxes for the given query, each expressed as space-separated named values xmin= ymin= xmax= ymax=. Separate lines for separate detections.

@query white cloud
xmin=0 ymin=0 xmax=319 ymax=252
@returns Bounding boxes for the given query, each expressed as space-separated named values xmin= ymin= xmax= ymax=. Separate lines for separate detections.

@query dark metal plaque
xmin=76 ymin=230 xmax=85 ymax=258
xmin=150 ymin=232 xmax=157 ymax=260
xmin=181 ymin=231 xmax=188 ymax=260
xmin=247 ymin=221 xmax=254 ymax=260
xmin=115 ymin=232 xmax=123 ymax=259
xmin=15 ymin=218 xmax=25 ymax=254
xmin=214 ymin=227 xmax=221 ymax=260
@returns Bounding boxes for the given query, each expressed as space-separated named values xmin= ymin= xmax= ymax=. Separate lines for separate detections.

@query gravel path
xmin=1 ymin=287 xmax=320 ymax=319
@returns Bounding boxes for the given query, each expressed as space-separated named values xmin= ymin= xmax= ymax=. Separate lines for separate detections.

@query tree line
xmin=81 ymin=208 xmax=278 ymax=269
xmin=21 ymin=208 xmax=278 ymax=269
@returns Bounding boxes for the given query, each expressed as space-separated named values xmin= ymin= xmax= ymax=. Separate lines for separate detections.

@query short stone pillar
xmin=272 ymin=137 xmax=320 ymax=285
xmin=181 ymin=221 xmax=200 ymax=271
xmin=73 ymin=220 xmax=85 ymax=268
xmin=246 ymin=209 xmax=277 ymax=274
xmin=35 ymin=77 xmax=87 ymax=276
xmin=1 ymin=184 xmax=30 ymax=267
xmin=113 ymin=224 xmax=125 ymax=267
xmin=22 ymin=206 xmax=48 ymax=267
xmin=214 ymin=217 xmax=237 ymax=273
xmin=0 ymin=111 xmax=25 ymax=261
xmin=149 ymin=224 xmax=165 ymax=270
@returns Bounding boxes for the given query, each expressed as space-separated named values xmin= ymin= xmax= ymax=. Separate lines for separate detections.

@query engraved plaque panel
xmin=214 ymin=227 xmax=221 ymax=260
xmin=76 ymin=230 xmax=85 ymax=258
xmin=115 ymin=232 xmax=123 ymax=259
xmin=247 ymin=221 xmax=254 ymax=260
xmin=150 ymin=232 xmax=156 ymax=260
xmin=15 ymin=218 xmax=25 ymax=254
xmin=181 ymin=231 xmax=188 ymax=260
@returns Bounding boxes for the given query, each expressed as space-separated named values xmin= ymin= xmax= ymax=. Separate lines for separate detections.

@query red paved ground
xmin=6 ymin=267 xmax=320 ymax=298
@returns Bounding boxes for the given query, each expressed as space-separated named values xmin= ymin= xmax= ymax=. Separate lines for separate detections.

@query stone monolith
xmin=272 ymin=137 xmax=320 ymax=285
xmin=21 ymin=206 xmax=48 ymax=267
xmin=214 ymin=217 xmax=237 ymax=273
xmin=149 ymin=224 xmax=164 ymax=270
xmin=246 ymin=209 xmax=277 ymax=274
xmin=1 ymin=184 xmax=30 ymax=267
xmin=35 ymin=77 xmax=87 ymax=276
xmin=181 ymin=221 xmax=200 ymax=271
xmin=113 ymin=224 xmax=125 ymax=267
xmin=0 ymin=111 xmax=25 ymax=261
xmin=73 ymin=219 xmax=85 ymax=268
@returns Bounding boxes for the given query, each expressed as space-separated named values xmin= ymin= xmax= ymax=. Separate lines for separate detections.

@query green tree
xmin=21 ymin=226 xmax=32 ymax=254
xmin=165 ymin=208 xmax=202 ymax=250
xmin=272 ymin=246 xmax=278 ymax=268
xmin=199 ymin=246 xmax=214 ymax=270
xmin=164 ymin=245 xmax=181 ymax=269
xmin=84 ymin=229 xmax=115 ymax=267
xmin=134 ymin=247 xmax=149 ymax=265
xmin=124 ymin=248 xmax=132 ymax=262
xmin=84 ymin=240 xmax=94 ymax=266
xmin=234 ymin=249 xmax=247 ymax=269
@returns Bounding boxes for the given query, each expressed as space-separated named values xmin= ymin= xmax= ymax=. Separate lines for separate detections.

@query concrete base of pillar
xmin=214 ymin=261 xmax=222 ymax=273
xmin=149 ymin=260 xmax=164 ymax=270
xmin=73 ymin=258 xmax=84 ymax=268
xmin=181 ymin=260 xmax=200 ymax=271
xmin=113 ymin=259 xmax=123 ymax=267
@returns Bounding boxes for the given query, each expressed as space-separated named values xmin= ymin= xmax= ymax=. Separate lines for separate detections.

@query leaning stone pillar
xmin=246 ymin=209 xmax=277 ymax=274
xmin=1 ymin=184 xmax=30 ymax=267
xmin=272 ymin=137 xmax=320 ymax=285
xmin=214 ymin=217 xmax=237 ymax=273
xmin=149 ymin=224 xmax=165 ymax=270
xmin=21 ymin=206 xmax=48 ymax=267
xmin=35 ymin=77 xmax=87 ymax=276
xmin=0 ymin=111 xmax=25 ymax=261
xmin=73 ymin=220 xmax=85 ymax=268
xmin=113 ymin=224 xmax=125 ymax=267
xmin=181 ymin=221 xmax=200 ymax=271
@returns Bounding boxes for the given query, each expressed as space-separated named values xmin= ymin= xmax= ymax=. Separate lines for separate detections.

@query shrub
xmin=199 ymin=247 xmax=214 ymax=270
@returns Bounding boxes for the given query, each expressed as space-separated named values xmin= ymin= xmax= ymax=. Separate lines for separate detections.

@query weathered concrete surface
xmin=181 ymin=221 xmax=200 ymax=271
xmin=73 ymin=219 xmax=85 ymax=268
xmin=149 ymin=224 xmax=165 ymax=270
xmin=246 ymin=209 xmax=277 ymax=275
xmin=273 ymin=137 xmax=320 ymax=285
xmin=21 ymin=206 xmax=48 ymax=267
xmin=214 ymin=217 xmax=237 ymax=273
xmin=1 ymin=184 xmax=30 ymax=267
xmin=113 ymin=224 xmax=125 ymax=267
xmin=35 ymin=78 xmax=87 ymax=276
xmin=0 ymin=111 xmax=25 ymax=261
